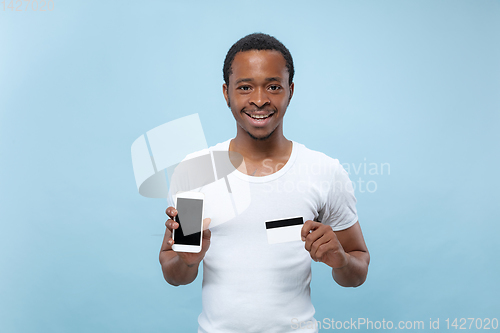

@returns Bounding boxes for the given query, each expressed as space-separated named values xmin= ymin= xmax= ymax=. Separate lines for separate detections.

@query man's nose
xmin=249 ymin=87 xmax=270 ymax=108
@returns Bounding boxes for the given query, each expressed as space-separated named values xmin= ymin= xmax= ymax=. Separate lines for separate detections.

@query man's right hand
xmin=164 ymin=206 xmax=211 ymax=268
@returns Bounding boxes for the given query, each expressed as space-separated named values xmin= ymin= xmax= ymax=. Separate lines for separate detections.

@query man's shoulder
xmin=294 ymin=141 xmax=342 ymax=170
xmin=210 ymin=139 xmax=231 ymax=151
xmin=183 ymin=139 xmax=231 ymax=160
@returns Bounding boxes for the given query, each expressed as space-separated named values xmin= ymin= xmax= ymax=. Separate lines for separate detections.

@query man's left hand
xmin=301 ymin=220 xmax=349 ymax=269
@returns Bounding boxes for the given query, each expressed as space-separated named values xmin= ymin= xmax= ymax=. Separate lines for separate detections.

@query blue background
xmin=1 ymin=0 xmax=499 ymax=332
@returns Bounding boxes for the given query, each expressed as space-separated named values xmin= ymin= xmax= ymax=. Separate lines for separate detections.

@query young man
xmin=159 ymin=33 xmax=369 ymax=333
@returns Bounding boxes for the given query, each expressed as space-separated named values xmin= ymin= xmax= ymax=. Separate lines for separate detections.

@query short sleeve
xmin=319 ymin=162 xmax=358 ymax=231
xmin=165 ymin=148 xmax=211 ymax=209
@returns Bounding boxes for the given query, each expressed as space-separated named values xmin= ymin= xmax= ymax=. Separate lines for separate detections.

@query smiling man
xmin=160 ymin=33 xmax=370 ymax=333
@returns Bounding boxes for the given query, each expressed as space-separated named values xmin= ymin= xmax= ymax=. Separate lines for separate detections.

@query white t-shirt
xmin=168 ymin=140 xmax=358 ymax=333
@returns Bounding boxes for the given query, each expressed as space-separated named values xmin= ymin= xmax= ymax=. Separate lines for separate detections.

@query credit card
xmin=265 ymin=216 xmax=304 ymax=244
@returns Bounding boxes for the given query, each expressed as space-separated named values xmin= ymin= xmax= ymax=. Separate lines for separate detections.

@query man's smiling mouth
xmin=244 ymin=111 xmax=275 ymax=120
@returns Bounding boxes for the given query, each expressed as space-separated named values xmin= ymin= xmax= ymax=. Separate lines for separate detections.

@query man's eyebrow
xmin=235 ymin=78 xmax=253 ymax=84
xmin=234 ymin=77 xmax=283 ymax=84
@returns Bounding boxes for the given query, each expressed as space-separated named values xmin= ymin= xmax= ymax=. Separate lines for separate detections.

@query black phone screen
xmin=174 ymin=198 xmax=203 ymax=246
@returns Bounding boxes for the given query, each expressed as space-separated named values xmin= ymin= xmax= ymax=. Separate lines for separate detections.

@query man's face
xmin=223 ymin=50 xmax=294 ymax=141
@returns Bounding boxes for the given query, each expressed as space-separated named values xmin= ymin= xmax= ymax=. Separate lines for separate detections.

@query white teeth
xmin=248 ymin=114 xmax=272 ymax=119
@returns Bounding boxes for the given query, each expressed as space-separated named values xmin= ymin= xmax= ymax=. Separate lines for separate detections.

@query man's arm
xmin=159 ymin=207 xmax=211 ymax=286
xmin=301 ymin=221 xmax=369 ymax=287
xmin=330 ymin=222 xmax=369 ymax=287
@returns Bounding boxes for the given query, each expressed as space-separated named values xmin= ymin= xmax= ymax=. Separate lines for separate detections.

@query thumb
xmin=202 ymin=224 xmax=211 ymax=253
xmin=203 ymin=228 xmax=211 ymax=241
xmin=203 ymin=218 xmax=211 ymax=231
xmin=202 ymin=218 xmax=211 ymax=241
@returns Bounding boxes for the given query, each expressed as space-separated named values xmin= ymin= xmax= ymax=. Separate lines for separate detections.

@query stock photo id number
xmin=1 ymin=0 xmax=54 ymax=11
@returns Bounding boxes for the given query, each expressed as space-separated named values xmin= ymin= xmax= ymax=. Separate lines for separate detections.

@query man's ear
xmin=288 ymin=82 xmax=294 ymax=104
xmin=223 ymin=83 xmax=230 ymax=108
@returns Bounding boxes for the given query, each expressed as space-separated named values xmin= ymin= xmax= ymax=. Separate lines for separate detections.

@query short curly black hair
xmin=223 ymin=33 xmax=294 ymax=86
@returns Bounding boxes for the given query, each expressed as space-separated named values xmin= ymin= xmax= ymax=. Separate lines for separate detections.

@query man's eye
xmin=269 ymin=85 xmax=282 ymax=91
xmin=238 ymin=86 xmax=251 ymax=91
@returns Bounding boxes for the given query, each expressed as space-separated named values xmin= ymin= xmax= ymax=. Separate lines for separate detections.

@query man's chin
xmin=246 ymin=128 xmax=275 ymax=141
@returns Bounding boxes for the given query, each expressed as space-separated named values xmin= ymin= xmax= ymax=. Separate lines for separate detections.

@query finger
xmin=160 ymin=227 xmax=174 ymax=251
xmin=304 ymin=225 xmax=330 ymax=251
xmin=308 ymin=231 xmax=332 ymax=255
xmin=203 ymin=228 xmax=211 ymax=241
xmin=161 ymin=223 xmax=175 ymax=247
xmin=203 ymin=218 xmax=211 ymax=231
xmin=201 ymin=229 xmax=211 ymax=253
xmin=165 ymin=219 xmax=179 ymax=231
xmin=301 ymin=220 xmax=321 ymax=241
xmin=314 ymin=243 xmax=332 ymax=262
xmin=166 ymin=206 xmax=178 ymax=219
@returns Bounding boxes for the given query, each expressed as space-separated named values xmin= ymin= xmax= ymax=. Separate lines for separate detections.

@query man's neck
xmin=230 ymin=130 xmax=291 ymax=161
xmin=229 ymin=129 xmax=293 ymax=177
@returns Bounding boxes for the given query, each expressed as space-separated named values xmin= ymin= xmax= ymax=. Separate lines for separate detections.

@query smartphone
xmin=172 ymin=191 xmax=204 ymax=253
